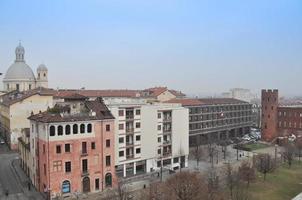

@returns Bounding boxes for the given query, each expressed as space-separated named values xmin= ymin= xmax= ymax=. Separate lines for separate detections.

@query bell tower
xmin=36 ymin=64 xmax=48 ymax=88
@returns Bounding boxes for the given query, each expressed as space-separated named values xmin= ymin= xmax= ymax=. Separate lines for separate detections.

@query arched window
xmin=65 ymin=125 xmax=71 ymax=135
xmin=58 ymin=125 xmax=63 ymax=136
xmin=87 ymin=124 xmax=92 ymax=133
xmin=50 ymin=126 xmax=55 ymax=136
xmin=62 ymin=180 xmax=71 ymax=193
xmin=80 ymin=124 xmax=85 ymax=134
xmin=44 ymin=73 xmax=46 ymax=77
xmin=105 ymin=173 xmax=112 ymax=187
xmin=73 ymin=124 xmax=78 ymax=134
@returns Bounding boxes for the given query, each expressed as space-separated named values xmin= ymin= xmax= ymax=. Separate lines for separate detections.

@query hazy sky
xmin=0 ymin=0 xmax=301 ymax=97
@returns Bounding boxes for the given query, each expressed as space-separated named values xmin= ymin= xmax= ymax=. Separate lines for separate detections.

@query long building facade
xmin=262 ymin=89 xmax=302 ymax=141
xmin=167 ymin=98 xmax=253 ymax=146
xmin=28 ymin=98 xmax=117 ymax=199
xmin=105 ymin=99 xmax=189 ymax=178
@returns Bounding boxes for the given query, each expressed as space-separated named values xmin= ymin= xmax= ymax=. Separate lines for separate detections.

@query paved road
xmin=0 ymin=144 xmax=22 ymax=196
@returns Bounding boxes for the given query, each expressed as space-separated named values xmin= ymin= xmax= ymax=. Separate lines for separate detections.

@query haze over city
xmin=0 ymin=0 xmax=302 ymax=97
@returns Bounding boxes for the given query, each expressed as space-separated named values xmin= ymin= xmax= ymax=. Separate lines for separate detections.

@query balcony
xmin=163 ymin=116 xmax=172 ymax=122
xmin=81 ymin=150 xmax=88 ymax=156
xmin=163 ymin=151 xmax=172 ymax=157
xmin=163 ymin=140 xmax=171 ymax=145
xmin=82 ymin=170 xmax=89 ymax=176
xmin=126 ymin=141 xmax=134 ymax=146
xmin=126 ymin=154 xmax=134 ymax=159
xmin=126 ymin=115 xmax=134 ymax=121
xmin=126 ymin=128 xmax=134 ymax=134
xmin=163 ymin=128 xmax=172 ymax=134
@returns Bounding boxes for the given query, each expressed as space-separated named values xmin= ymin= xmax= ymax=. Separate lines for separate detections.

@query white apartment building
xmin=105 ymin=99 xmax=189 ymax=178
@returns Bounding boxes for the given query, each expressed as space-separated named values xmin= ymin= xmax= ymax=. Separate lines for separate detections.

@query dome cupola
xmin=15 ymin=42 xmax=25 ymax=62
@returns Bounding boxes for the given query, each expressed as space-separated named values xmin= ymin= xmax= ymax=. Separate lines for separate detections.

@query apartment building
xmin=167 ymin=98 xmax=253 ymax=146
xmin=28 ymin=98 xmax=116 ymax=198
xmin=105 ymin=99 xmax=189 ymax=178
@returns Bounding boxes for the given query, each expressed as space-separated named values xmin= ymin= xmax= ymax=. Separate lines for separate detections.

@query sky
xmin=0 ymin=0 xmax=301 ymax=97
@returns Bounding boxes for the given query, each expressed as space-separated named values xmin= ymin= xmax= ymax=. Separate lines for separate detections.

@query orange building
xmin=28 ymin=98 xmax=116 ymax=199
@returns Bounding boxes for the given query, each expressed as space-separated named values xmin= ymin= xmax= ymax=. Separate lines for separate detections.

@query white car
xmin=0 ymin=139 xmax=5 ymax=144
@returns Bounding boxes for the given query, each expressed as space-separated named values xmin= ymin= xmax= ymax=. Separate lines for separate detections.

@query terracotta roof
xmin=168 ymin=89 xmax=186 ymax=97
xmin=28 ymin=98 xmax=114 ymax=123
xmin=55 ymin=89 xmax=140 ymax=98
xmin=0 ymin=87 xmax=55 ymax=106
xmin=143 ymin=87 xmax=168 ymax=97
xmin=62 ymin=93 xmax=88 ymax=100
xmin=166 ymin=98 xmax=248 ymax=106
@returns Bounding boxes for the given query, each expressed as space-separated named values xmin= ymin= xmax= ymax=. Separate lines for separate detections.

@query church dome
xmin=37 ymin=64 xmax=48 ymax=71
xmin=4 ymin=62 xmax=36 ymax=81
xmin=3 ymin=43 xmax=36 ymax=81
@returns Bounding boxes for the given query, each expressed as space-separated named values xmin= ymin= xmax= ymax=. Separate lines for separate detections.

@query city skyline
xmin=0 ymin=0 xmax=302 ymax=97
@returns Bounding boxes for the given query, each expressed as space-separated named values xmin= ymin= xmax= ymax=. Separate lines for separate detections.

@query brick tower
xmin=261 ymin=89 xmax=279 ymax=141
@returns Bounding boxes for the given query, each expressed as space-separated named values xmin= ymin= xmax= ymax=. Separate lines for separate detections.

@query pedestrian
xmin=28 ymin=181 xmax=31 ymax=190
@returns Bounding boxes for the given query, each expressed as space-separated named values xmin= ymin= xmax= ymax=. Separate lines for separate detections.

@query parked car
xmin=0 ymin=139 xmax=5 ymax=144
xmin=242 ymin=135 xmax=251 ymax=141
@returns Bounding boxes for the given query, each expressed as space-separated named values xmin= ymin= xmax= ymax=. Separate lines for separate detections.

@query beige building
xmin=0 ymin=88 xmax=54 ymax=150
xmin=3 ymin=43 xmax=49 ymax=92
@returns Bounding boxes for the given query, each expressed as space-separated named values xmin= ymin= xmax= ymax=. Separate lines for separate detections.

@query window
xmin=95 ymin=178 xmax=100 ymax=190
xmin=136 ymin=148 xmax=141 ymax=154
xmin=58 ymin=125 xmax=63 ymax=136
xmin=16 ymin=84 xmax=19 ymax=91
xmin=173 ymin=157 xmax=179 ymax=163
xmin=106 ymin=124 xmax=110 ymax=132
xmin=73 ymin=124 xmax=78 ymax=134
xmin=82 ymin=159 xmax=88 ymax=173
xmin=119 ymin=151 xmax=124 ymax=157
xmin=80 ymin=124 xmax=85 ymax=133
xmin=135 ymin=122 xmax=141 ymax=128
xmin=44 ymin=164 xmax=46 ymax=175
xmin=106 ymin=156 xmax=111 ymax=166
xmin=271 ymin=106 xmax=274 ymax=110
xmin=43 ymin=144 xmax=45 ymax=154
xmin=119 ymin=124 xmax=124 ymax=130
xmin=87 ymin=124 xmax=92 ymax=133
xmin=7 ymin=84 xmax=9 ymax=90
xmin=158 ymin=137 xmax=161 ymax=142
xmin=136 ymin=135 xmax=141 ymax=141
xmin=65 ymin=125 xmax=71 ymax=135
xmin=91 ymin=142 xmax=96 ymax=150
xmin=158 ymin=113 xmax=161 ymax=119
xmin=119 ymin=137 xmax=124 ymax=144
xmin=65 ymin=144 xmax=71 ymax=153
xmin=106 ymin=139 xmax=110 ymax=147
xmin=119 ymin=110 xmax=124 ymax=116
xmin=82 ymin=142 xmax=87 ymax=154
xmin=53 ymin=160 xmax=62 ymax=172
xmin=65 ymin=161 xmax=71 ymax=173
xmin=62 ymin=180 xmax=70 ymax=193
xmin=158 ymin=149 xmax=161 ymax=154
xmin=50 ymin=126 xmax=55 ymax=136
xmin=136 ymin=109 xmax=141 ymax=115
xmin=56 ymin=145 xmax=61 ymax=154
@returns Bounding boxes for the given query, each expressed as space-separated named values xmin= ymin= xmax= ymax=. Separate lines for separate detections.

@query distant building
xmin=222 ymin=88 xmax=257 ymax=103
xmin=0 ymin=88 xmax=54 ymax=149
xmin=105 ymin=98 xmax=189 ymax=178
xmin=28 ymin=98 xmax=117 ymax=198
xmin=3 ymin=43 xmax=49 ymax=92
xmin=262 ymin=89 xmax=302 ymax=141
xmin=166 ymin=98 xmax=253 ymax=146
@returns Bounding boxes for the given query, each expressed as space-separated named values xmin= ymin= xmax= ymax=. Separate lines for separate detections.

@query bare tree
xmin=254 ymin=153 xmax=276 ymax=181
xmin=117 ymin=179 xmax=129 ymax=200
xmin=238 ymin=161 xmax=255 ymax=188
xmin=164 ymin=171 xmax=208 ymax=200
xmin=283 ymin=143 xmax=295 ymax=168
xmin=190 ymin=141 xmax=203 ymax=168
xmin=295 ymin=139 xmax=302 ymax=163
xmin=207 ymin=168 xmax=221 ymax=200
xmin=225 ymin=163 xmax=236 ymax=199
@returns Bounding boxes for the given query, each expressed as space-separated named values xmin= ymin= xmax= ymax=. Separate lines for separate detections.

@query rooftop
xmin=166 ymin=98 xmax=249 ymax=106
xmin=28 ymin=97 xmax=114 ymax=123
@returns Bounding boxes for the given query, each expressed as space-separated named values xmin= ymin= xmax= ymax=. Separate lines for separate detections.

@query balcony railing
xmin=126 ymin=154 xmax=134 ymax=159
xmin=81 ymin=149 xmax=88 ymax=156
xmin=126 ymin=128 xmax=134 ymax=134
xmin=163 ymin=116 xmax=172 ymax=122
xmin=126 ymin=141 xmax=134 ymax=146
xmin=126 ymin=115 xmax=134 ymax=120
xmin=163 ymin=128 xmax=172 ymax=134
xmin=163 ymin=140 xmax=171 ymax=145
xmin=163 ymin=151 xmax=172 ymax=157
xmin=82 ymin=170 xmax=89 ymax=176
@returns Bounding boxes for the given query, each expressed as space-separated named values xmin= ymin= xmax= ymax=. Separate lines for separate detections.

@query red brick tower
xmin=261 ymin=89 xmax=279 ymax=141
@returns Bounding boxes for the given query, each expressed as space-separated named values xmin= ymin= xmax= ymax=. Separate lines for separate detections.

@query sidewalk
xmin=11 ymin=158 xmax=44 ymax=200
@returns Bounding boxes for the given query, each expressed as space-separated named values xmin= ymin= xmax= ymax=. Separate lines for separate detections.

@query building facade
xmin=262 ymin=89 xmax=302 ymax=141
xmin=167 ymin=98 xmax=253 ymax=146
xmin=28 ymin=98 xmax=117 ymax=199
xmin=0 ymin=88 xmax=54 ymax=149
xmin=3 ymin=43 xmax=48 ymax=92
xmin=105 ymin=99 xmax=189 ymax=178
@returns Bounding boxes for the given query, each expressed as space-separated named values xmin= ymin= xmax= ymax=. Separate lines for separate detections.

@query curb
xmin=10 ymin=158 xmax=26 ymax=194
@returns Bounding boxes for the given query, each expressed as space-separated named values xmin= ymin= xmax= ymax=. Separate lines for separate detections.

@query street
xmin=0 ymin=144 xmax=43 ymax=200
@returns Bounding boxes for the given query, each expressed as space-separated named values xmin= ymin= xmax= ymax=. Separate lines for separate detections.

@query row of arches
xmin=62 ymin=173 xmax=112 ymax=194
xmin=49 ymin=124 xmax=92 ymax=137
